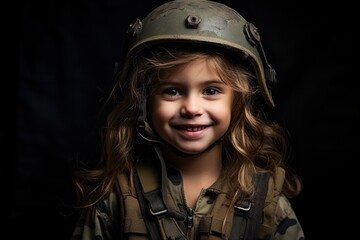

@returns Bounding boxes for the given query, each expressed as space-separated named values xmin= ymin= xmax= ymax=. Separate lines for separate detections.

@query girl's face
xmin=150 ymin=59 xmax=234 ymax=154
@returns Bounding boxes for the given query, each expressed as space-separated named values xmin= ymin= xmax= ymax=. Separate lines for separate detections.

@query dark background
xmin=7 ymin=0 xmax=358 ymax=238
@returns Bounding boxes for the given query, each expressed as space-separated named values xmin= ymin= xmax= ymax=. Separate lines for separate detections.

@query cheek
xmin=210 ymin=96 xmax=233 ymax=123
xmin=150 ymin=101 xmax=174 ymax=126
xmin=208 ymin=103 xmax=232 ymax=127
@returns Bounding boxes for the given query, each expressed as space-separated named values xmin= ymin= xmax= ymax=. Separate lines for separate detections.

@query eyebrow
xmin=203 ymin=79 xmax=225 ymax=84
xmin=157 ymin=79 xmax=224 ymax=86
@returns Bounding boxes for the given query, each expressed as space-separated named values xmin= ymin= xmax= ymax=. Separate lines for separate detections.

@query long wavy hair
xmin=72 ymin=46 xmax=302 ymax=207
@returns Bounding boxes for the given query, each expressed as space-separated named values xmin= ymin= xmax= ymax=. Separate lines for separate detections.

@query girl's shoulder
xmin=71 ymin=191 xmax=121 ymax=240
xmin=273 ymin=194 xmax=305 ymax=240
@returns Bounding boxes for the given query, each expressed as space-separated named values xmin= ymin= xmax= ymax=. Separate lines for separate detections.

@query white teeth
xmin=184 ymin=127 xmax=204 ymax=131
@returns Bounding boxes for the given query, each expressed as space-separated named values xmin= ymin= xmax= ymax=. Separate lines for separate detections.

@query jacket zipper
xmin=186 ymin=207 xmax=195 ymax=229
xmin=180 ymin=176 xmax=195 ymax=238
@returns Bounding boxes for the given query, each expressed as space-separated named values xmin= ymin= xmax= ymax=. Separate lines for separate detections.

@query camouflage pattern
xmin=71 ymin=192 xmax=121 ymax=240
xmin=273 ymin=195 xmax=305 ymax=240
xmin=71 ymin=183 xmax=304 ymax=240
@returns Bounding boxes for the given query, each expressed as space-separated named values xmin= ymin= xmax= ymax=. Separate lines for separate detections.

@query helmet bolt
xmin=185 ymin=15 xmax=201 ymax=29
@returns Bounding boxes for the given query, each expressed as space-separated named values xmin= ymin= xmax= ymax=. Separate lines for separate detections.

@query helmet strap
xmin=244 ymin=22 xmax=277 ymax=90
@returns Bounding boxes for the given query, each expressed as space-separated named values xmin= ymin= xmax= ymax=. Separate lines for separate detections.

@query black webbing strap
xmin=133 ymin=171 xmax=162 ymax=239
xmin=135 ymin=145 xmax=187 ymax=240
xmin=136 ymin=146 xmax=168 ymax=216
xmin=230 ymin=172 xmax=270 ymax=240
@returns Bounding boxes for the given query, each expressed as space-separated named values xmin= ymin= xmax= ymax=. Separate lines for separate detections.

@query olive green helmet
xmin=118 ymin=0 xmax=277 ymax=107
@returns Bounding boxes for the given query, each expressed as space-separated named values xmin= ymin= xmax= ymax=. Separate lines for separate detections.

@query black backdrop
xmin=9 ymin=0 xmax=358 ymax=239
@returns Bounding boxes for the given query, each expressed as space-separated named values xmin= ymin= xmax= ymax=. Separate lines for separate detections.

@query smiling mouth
xmin=174 ymin=125 xmax=208 ymax=132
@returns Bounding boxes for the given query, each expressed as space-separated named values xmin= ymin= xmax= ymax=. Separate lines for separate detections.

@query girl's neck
xmin=163 ymin=142 xmax=223 ymax=177
xmin=163 ymin=142 xmax=223 ymax=208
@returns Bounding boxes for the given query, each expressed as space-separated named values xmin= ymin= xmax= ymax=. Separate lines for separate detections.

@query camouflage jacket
xmin=71 ymin=171 xmax=304 ymax=240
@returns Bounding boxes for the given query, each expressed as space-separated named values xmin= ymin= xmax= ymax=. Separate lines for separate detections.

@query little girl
xmin=71 ymin=1 xmax=304 ymax=239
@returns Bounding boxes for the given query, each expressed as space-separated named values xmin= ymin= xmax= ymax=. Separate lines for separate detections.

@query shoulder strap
xmin=135 ymin=145 xmax=187 ymax=240
xmin=230 ymin=171 xmax=270 ymax=240
xmin=200 ymin=167 xmax=285 ymax=240
xmin=257 ymin=167 xmax=285 ymax=239
xmin=117 ymin=173 xmax=149 ymax=238
xmin=133 ymin=170 xmax=163 ymax=239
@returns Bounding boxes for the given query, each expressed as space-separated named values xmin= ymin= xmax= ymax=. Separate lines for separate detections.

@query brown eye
xmin=203 ymin=87 xmax=220 ymax=95
xmin=164 ymin=88 xmax=181 ymax=96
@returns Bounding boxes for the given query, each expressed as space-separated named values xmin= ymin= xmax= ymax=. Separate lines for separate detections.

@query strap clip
xmin=149 ymin=207 xmax=168 ymax=216
xmin=234 ymin=201 xmax=252 ymax=211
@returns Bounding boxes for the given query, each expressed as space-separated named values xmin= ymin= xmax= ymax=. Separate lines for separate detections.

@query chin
xmin=173 ymin=145 xmax=209 ymax=155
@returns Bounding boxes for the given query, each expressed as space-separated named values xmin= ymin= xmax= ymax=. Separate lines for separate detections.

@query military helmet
xmin=118 ymin=0 xmax=277 ymax=107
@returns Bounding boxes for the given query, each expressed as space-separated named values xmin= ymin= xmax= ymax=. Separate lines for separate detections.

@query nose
xmin=180 ymin=95 xmax=203 ymax=117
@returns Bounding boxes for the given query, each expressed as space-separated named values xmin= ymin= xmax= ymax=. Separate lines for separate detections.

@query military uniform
xmin=71 ymin=167 xmax=304 ymax=240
